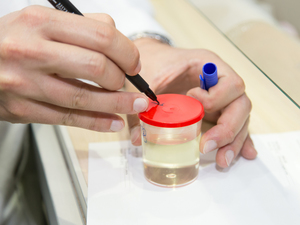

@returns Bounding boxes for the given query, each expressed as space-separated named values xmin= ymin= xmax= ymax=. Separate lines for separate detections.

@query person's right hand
xmin=0 ymin=6 xmax=149 ymax=132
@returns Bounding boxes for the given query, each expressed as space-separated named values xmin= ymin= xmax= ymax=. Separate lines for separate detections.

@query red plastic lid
xmin=138 ymin=94 xmax=204 ymax=128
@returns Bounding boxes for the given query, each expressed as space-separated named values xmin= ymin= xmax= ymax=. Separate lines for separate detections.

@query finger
xmin=186 ymin=87 xmax=221 ymax=123
xmin=38 ymin=40 xmax=126 ymax=91
xmin=127 ymin=114 xmax=142 ymax=146
xmin=85 ymin=13 xmax=116 ymax=27
xmin=240 ymin=135 xmax=258 ymax=160
xmin=1 ymin=97 xmax=125 ymax=132
xmin=39 ymin=7 xmax=141 ymax=75
xmin=215 ymin=118 xmax=250 ymax=168
xmin=10 ymin=74 xmax=149 ymax=114
xmin=186 ymin=69 xmax=245 ymax=113
xmin=200 ymin=94 xmax=252 ymax=154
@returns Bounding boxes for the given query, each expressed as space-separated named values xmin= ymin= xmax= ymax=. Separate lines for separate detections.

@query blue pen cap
xmin=203 ymin=63 xmax=218 ymax=89
xmin=199 ymin=74 xmax=206 ymax=90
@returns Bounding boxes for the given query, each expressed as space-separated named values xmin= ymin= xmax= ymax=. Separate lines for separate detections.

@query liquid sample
xmin=142 ymin=137 xmax=200 ymax=187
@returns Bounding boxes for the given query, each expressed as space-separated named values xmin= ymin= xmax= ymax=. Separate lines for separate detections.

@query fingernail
xmin=133 ymin=98 xmax=148 ymax=113
xmin=203 ymin=140 xmax=218 ymax=154
xmin=110 ymin=120 xmax=124 ymax=132
xmin=134 ymin=60 xmax=141 ymax=74
xmin=130 ymin=126 xmax=140 ymax=144
xmin=225 ymin=150 xmax=235 ymax=166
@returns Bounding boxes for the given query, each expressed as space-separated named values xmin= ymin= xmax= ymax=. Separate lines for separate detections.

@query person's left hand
xmin=126 ymin=38 xmax=257 ymax=168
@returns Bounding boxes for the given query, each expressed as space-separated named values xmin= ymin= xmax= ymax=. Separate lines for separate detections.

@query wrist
xmin=133 ymin=37 xmax=172 ymax=55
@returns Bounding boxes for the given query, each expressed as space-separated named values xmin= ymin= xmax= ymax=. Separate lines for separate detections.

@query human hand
xmin=0 ymin=6 xmax=149 ymax=132
xmin=126 ymin=38 xmax=257 ymax=168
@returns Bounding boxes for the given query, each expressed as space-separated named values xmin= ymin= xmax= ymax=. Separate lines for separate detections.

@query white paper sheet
xmin=87 ymin=131 xmax=300 ymax=225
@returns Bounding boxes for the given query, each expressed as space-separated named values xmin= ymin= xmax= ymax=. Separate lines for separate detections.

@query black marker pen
xmin=47 ymin=0 xmax=159 ymax=104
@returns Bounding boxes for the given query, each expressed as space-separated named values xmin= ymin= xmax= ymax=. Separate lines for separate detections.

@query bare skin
xmin=0 ymin=6 xmax=149 ymax=132
xmin=126 ymin=38 xmax=257 ymax=168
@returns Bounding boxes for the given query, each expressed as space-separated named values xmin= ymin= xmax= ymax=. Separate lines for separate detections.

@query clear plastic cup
xmin=138 ymin=94 xmax=204 ymax=187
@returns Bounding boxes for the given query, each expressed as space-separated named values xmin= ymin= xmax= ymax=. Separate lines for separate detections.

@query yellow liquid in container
xmin=142 ymin=136 xmax=200 ymax=187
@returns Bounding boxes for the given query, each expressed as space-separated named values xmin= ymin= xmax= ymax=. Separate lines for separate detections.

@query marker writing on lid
xmin=199 ymin=62 xmax=218 ymax=90
xmin=47 ymin=0 xmax=159 ymax=104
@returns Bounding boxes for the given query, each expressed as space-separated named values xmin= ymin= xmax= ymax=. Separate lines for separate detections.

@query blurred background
xmin=189 ymin=0 xmax=300 ymax=107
